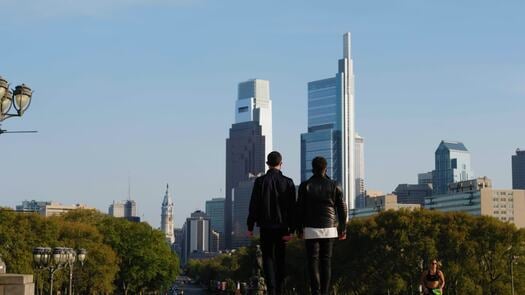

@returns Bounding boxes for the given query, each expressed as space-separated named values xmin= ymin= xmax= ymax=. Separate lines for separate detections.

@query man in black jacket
xmin=247 ymin=151 xmax=296 ymax=295
xmin=297 ymin=156 xmax=347 ymax=295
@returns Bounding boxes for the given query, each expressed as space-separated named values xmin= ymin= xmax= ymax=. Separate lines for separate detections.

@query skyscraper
xmin=161 ymin=184 xmax=175 ymax=244
xmin=301 ymin=33 xmax=356 ymax=209
xmin=181 ymin=210 xmax=211 ymax=264
xmin=432 ymin=141 xmax=474 ymax=195
xmin=355 ymin=133 xmax=365 ymax=208
xmin=205 ymin=197 xmax=225 ymax=250
xmin=512 ymin=149 xmax=525 ymax=189
xmin=109 ymin=200 xmax=137 ymax=218
xmin=232 ymin=175 xmax=260 ymax=248
xmin=225 ymin=79 xmax=272 ymax=249
xmin=205 ymin=198 xmax=225 ymax=235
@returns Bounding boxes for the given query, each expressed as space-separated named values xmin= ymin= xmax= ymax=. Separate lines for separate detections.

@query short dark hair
xmin=267 ymin=151 xmax=282 ymax=167
xmin=312 ymin=156 xmax=327 ymax=175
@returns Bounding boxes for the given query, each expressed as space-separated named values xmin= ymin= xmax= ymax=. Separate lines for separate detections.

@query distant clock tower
xmin=161 ymin=184 xmax=174 ymax=244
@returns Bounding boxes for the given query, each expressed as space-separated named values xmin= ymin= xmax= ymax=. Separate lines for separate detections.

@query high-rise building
xmin=432 ymin=141 xmax=474 ymax=195
xmin=418 ymin=171 xmax=434 ymax=186
xmin=355 ymin=133 xmax=365 ymax=208
xmin=109 ymin=200 xmax=137 ymax=218
xmin=205 ymin=198 xmax=225 ymax=235
xmin=225 ymin=79 xmax=272 ymax=249
xmin=394 ymin=184 xmax=433 ymax=206
xmin=301 ymin=33 xmax=356 ymax=209
xmin=172 ymin=228 xmax=184 ymax=257
xmin=210 ymin=230 xmax=220 ymax=253
xmin=205 ymin=197 xmax=225 ymax=250
xmin=181 ymin=210 xmax=211 ymax=264
xmin=512 ymin=149 xmax=525 ymax=189
xmin=109 ymin=201 xmax=124 ymax=217
xmin=161 ymin=184 xmax=175 ymax=244
xmin=232 ymin=175 xmax=260 ymax=248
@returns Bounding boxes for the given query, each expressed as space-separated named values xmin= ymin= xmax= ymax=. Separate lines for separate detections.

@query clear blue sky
xmin=0 ymin=0 xmax=523 ymax=227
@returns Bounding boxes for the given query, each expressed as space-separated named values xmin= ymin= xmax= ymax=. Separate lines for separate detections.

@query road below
xmin=174 ymin=283 xmax=206 ymax=295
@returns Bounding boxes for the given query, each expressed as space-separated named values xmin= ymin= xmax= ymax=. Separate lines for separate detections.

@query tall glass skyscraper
xmin=512 ymin=149 xmax=525 ymax=189
xmin=301 ymin=33 xmax=357 ymax=209
xmin=225 ymin=79 xmax=272 ymax=249
xmin=205 ymin=198 xmax=225 ymax=236
xmin=432 ymin=141 xmax=475 ymax=195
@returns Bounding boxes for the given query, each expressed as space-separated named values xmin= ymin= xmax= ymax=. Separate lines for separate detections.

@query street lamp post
xmin=33 ymin=247 xmax=87 ymax=295
xmin=66 ymin=248 xmax=87 ymax=295
xmin=0 ymin=75 xmax=33 ymax=134
xmin=510 ymin=254 xmax=519 ymax=295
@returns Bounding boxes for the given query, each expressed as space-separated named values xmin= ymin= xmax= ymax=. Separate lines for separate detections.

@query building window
xmin=238 ymin=107 xmax=249 ymax=113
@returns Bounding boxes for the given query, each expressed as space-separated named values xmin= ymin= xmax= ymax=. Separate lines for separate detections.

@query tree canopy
xmin=0 ymin=208 xmax=179 ymax=294
xmin=188 ymin=209 xmax=525 ymax=295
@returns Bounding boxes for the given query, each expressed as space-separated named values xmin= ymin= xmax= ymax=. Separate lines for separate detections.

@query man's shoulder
xmin=281 ymin=174 xmax=295 ymax=185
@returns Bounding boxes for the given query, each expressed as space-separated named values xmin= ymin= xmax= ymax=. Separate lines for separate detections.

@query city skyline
xmin=1 ymin=1 xmax=524 ymax=227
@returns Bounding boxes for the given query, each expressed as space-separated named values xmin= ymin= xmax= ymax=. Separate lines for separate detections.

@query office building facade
xmin=432 ymin=141 xmax=474 ymax=195
xmin=15 ymin=200 xmax=51 ymax=213
xmin=232 ymin=175 xmax=260 ymax=248
xmin=350 ymin=194 xmax=420 ymax=219
xmin=182 ymin=210 xmax=211 ymax=264
xmin=394 ymin=184 xmax=433 ymax=206
xmin=39 ymin=203 xmax=94 ymax=217
xmin=109 ymin=200 xmax=137 ymax=218
xmin=205 ymin=198 xmax=225 ymax=236
xmin=513 ymin=149 xmax=525 ymax=189
xmin=301 ymin=33 xmax=357 ymax=209
xmin=425 ymin=177 xmax=525 ymax=228
xmin=418 ymin=171 xmax=434 ymax=186
xmin=225 ymin=79 xmax=272 ymax=249
xmin=205 ymin=197 xmax=225 ymax=250
xmin=355 ymin=133 xmax=365 ymax=208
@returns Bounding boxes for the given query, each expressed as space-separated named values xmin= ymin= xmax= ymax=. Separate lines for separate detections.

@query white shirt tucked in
xmin=304 ymin=227 xmax=338 ymax=239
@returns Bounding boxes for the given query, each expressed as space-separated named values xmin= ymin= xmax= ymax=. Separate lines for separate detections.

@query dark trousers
xmin=305 ymin=238 xmax=335 ymax=295
xmin=260 ymin=228 xmax=287 ymax=295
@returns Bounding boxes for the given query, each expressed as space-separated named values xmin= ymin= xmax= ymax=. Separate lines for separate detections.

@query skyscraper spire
xmin=341 ymin=32 xmax=356 ymax=210
xmin=343 ymin=32 xmax=351 ymax=59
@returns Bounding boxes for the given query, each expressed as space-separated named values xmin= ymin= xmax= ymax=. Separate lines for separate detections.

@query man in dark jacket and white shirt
xmin=247 ymin=151 xmax=296 ymax=295
xmin=297 ymin=156 xmax=348 ymax=295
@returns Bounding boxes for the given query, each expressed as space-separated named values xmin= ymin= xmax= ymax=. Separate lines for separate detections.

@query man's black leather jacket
xmin=296 ymin=174 xmax=348 ymax=234
xmin=247 ymin=168 xmax=296 ymax=233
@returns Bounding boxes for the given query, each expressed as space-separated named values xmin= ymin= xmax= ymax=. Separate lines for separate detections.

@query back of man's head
xmin=267 ymin=151 xmax=282 ymax=168
xmin=312 ymin=156 xmax=327 ymax=175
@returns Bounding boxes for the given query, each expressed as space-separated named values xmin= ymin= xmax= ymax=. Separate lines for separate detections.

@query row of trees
xmin=0 ymin=208 xmax=179 ymax=294
xmin=187 ymin=209 xmax=525 ymax=295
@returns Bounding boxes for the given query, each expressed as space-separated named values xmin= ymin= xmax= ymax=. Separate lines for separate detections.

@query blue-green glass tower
xmin=301 ymin=33 xmax=356 ymax=209
xmin=432 ymin=140 xmax=475 ymax=195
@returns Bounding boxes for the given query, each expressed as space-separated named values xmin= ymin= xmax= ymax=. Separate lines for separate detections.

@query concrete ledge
xmin=0 ymin=274 xmax=33 ymax=285
xmin=0 ymin=274 xmax=34 ymax=295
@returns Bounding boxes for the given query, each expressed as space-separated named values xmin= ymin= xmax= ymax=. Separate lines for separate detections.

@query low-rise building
xmin=425 ymin=177 xmax=525 ymax=227
xmin=15 ymin=200 xmax=51 ymax=213
xmin=350 ymin=193 xmax=420 ymax=219
xmin=39 ymin=202 xmax=94 ymax=217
